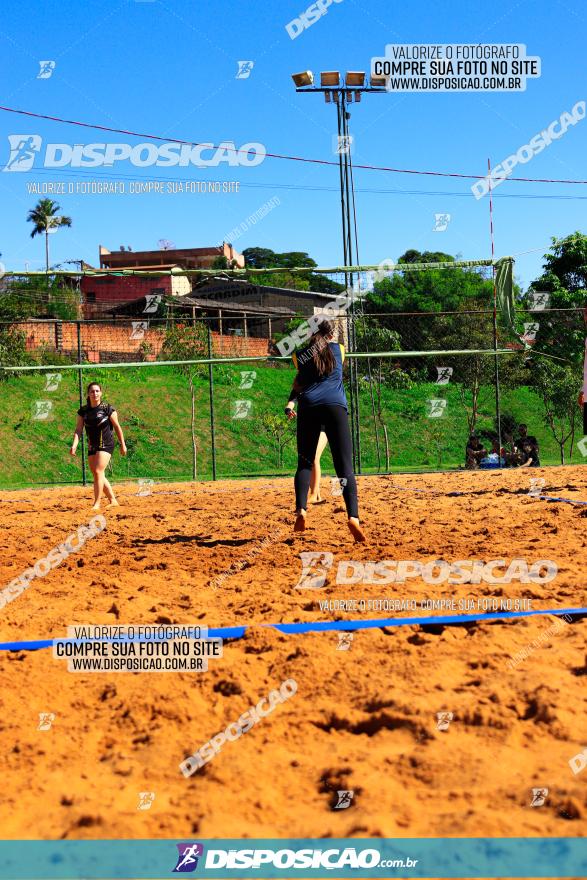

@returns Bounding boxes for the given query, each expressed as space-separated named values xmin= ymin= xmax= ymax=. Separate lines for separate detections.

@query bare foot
xmin=348 ymin=517 xmax=366 ymax=543
xmin=91 ymin=503 xmax=101 ymax=512
xmin=106 ymin=499 xmax=119 ymax=509
xmin=294 ymin=510 xmax=307 ymax=532
xmin=307 ymin=494 xmax=322 ymax=504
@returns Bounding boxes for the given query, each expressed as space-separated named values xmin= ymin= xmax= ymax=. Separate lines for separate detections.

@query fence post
xmin=346 ymin=312 xmax=358 ymax=473
xmin=353 ymin=312 xmax=362 ymax=474
xmin=208 ymin=325 xmax=217 ymax=480
xmin=76 ymin=321 xmax=87 ymax=486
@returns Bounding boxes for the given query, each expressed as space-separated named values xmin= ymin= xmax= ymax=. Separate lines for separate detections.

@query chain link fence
xmin=0 ymin=266 xmax=585 ymax=488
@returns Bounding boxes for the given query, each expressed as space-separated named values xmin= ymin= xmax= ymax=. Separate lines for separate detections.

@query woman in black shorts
xmin=285 ymin=319 xmax=366 ymax=542
xmin=70 ymin=382 xmax=127 ymax=511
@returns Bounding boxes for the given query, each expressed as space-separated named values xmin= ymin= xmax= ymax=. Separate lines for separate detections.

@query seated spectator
xmin=520 ymin=438 xmax=541 ymax=467
xmin=465 ymin=435 xmax=487 ymax=469
xmin=516 ymin=423 xmax=539 ymax=451
xmin=500 ymin=432 xmax=523 ymax=467
xmin=515 ymin=423 xmax=540 ymax=467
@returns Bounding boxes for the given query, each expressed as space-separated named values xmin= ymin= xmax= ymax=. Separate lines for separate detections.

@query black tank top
xmin=77 ymin=403 xmax=115 ymax=449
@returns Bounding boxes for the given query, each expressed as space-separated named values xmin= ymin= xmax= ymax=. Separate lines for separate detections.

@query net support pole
xmin=207 ymin=325 xmax=217 ymax=481
xmin=347 ymin=118 xmax=363 ymax=475
xmin=337 ymin=98 xmax=357 ymax=472
xmin=488 ymin=158 xmax=503 ymax=456
xmin=338 ymin=92 xmax=360 ymax=473
xmin=76 ymin=320 xmax=87 ymax=486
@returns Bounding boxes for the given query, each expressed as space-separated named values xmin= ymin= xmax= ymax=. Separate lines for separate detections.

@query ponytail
xmin=309 ymin=319 xmax=336 ymax=377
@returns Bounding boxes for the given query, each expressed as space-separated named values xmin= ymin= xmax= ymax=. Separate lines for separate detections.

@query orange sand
xmin=0 ymin=467 xmax=586 ymax=842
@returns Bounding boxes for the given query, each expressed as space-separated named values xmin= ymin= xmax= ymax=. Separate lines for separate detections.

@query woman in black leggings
xmin=285 ymin=320 xmax=366 ymax=543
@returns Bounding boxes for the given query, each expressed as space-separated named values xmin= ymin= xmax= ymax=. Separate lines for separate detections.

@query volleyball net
xmin=0 ymin=258 xmax=584 ymax=488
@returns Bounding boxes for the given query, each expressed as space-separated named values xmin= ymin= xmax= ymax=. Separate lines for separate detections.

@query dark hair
xmin=86 ymin=381 xmax=101 ymax=407
xmin=308 ymin=319 xmax=336 ymax=378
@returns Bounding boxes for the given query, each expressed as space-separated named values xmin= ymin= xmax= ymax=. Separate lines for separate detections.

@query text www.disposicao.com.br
xmin=69 ymin=657 xmax=203 ymax=672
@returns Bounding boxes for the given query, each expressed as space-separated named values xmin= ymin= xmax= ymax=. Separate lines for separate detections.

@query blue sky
xmin=0 ymin=0 xmax=585 ymax=289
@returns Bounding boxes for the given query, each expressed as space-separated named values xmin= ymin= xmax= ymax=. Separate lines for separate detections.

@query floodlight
xmin=291 ymin=71 xmax=314 ymax=87
xmin=345 ymin=71 xmax=365 ymax=86
xmin=320 ymin=71 xmax=340 ymax=86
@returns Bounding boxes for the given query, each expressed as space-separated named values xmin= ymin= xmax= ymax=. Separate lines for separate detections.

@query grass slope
xmin=0 ymin=363 xmax=580 ymax=489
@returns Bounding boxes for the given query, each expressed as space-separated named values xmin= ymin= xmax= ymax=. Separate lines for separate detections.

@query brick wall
xmin=211 ymin=334 xmax=268 ymax=357
xmin=19 ymin=322 xmax=271 ymax=362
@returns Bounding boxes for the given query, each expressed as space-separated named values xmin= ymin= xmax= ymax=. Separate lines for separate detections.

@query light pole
xmin=291 ymin=70 xmax=386 ymax=473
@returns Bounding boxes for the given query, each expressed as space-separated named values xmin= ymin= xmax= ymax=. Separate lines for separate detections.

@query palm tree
xmin=27 ymin=199 xmax=72 ymax=275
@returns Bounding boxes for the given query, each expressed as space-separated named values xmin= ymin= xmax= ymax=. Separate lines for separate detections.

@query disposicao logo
xmin=3 ymin=136 xmax=266 ymax=172
xmin=173 ymin=843 xmax=205 ymax=873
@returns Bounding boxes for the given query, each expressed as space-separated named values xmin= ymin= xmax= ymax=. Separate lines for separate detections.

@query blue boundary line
xmin=538 ymin=493 xmax=587 ymax=506
xmin=0 ymin=607 xmax=585 ymax=652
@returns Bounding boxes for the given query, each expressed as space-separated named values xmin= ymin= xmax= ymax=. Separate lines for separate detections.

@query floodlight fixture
xmin=320 ymin=70 xmax=340 ymax=87
xmin=345 ymin=71 xmax=365 ymax=87
xmin=291 ymin=70 xmax=314 ymax=87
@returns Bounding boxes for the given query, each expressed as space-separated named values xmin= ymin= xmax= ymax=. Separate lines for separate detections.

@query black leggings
xmin=295 ymin=404 xmax=359 ymax=519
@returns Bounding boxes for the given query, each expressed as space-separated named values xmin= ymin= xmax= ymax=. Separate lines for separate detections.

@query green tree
xmin=355 ymin=320 xmax=402 ymax=367
xmin=242 ymin=247 xmax=277 ymax=269
xmin=0 ymin=326 xmax=32 ymax=379
xmin=365 ymin=249 xmax=523 ymax=331
xmin=354 ymin=319 xmax=404 ymax=470
xmin=421 ymin=417 xmax=452 ymax=469
xmin=258 ymin=412 xmax=295 ymax=468
xmin=399 ymin=249 xmax=455 ymax=265
xmin=302 ymin=273 xmax=345 ymax=295
xmin=273 ymin=314 xmax=307 ymax=346
xmin=0 ymin=284 xmax=32 ymax=320
xmin=161 ymin=322 xmax=208 ymax=478
xmin=365 ymin=252 xmax=498 ymax=378
xmin=274 ymin=251 xmax=316 ymax=269
xmin=242 ymin=248 xmax=316 ymax=270
xmin=496 ymin=411 xmax=518 ymax=438
xmin=428 ymin=301 xmax=496 ymax=435
xmin=532 ymin=359 xmax=582 ymax=463
xmin=211 ymin=255 xmax=237 ymax=270
xmin=364 ymin=250 xmax=525 ymax=408
xmin=524 ymin=232 xmax=587 ymax=363
xmin=0 ymin=275 xmax=79 ymax=320
xmin=369 ymin=260 xmax=493 ymax=318
xmin=254 ymin=271 xmax=311 ymax=291
xmin=242 ymin=247 xmax=344 ymax=295
xmin=537 ymin=231 xmax=587 ymax=293
xmin=27 ymin=199 xmax=72 ymax=277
